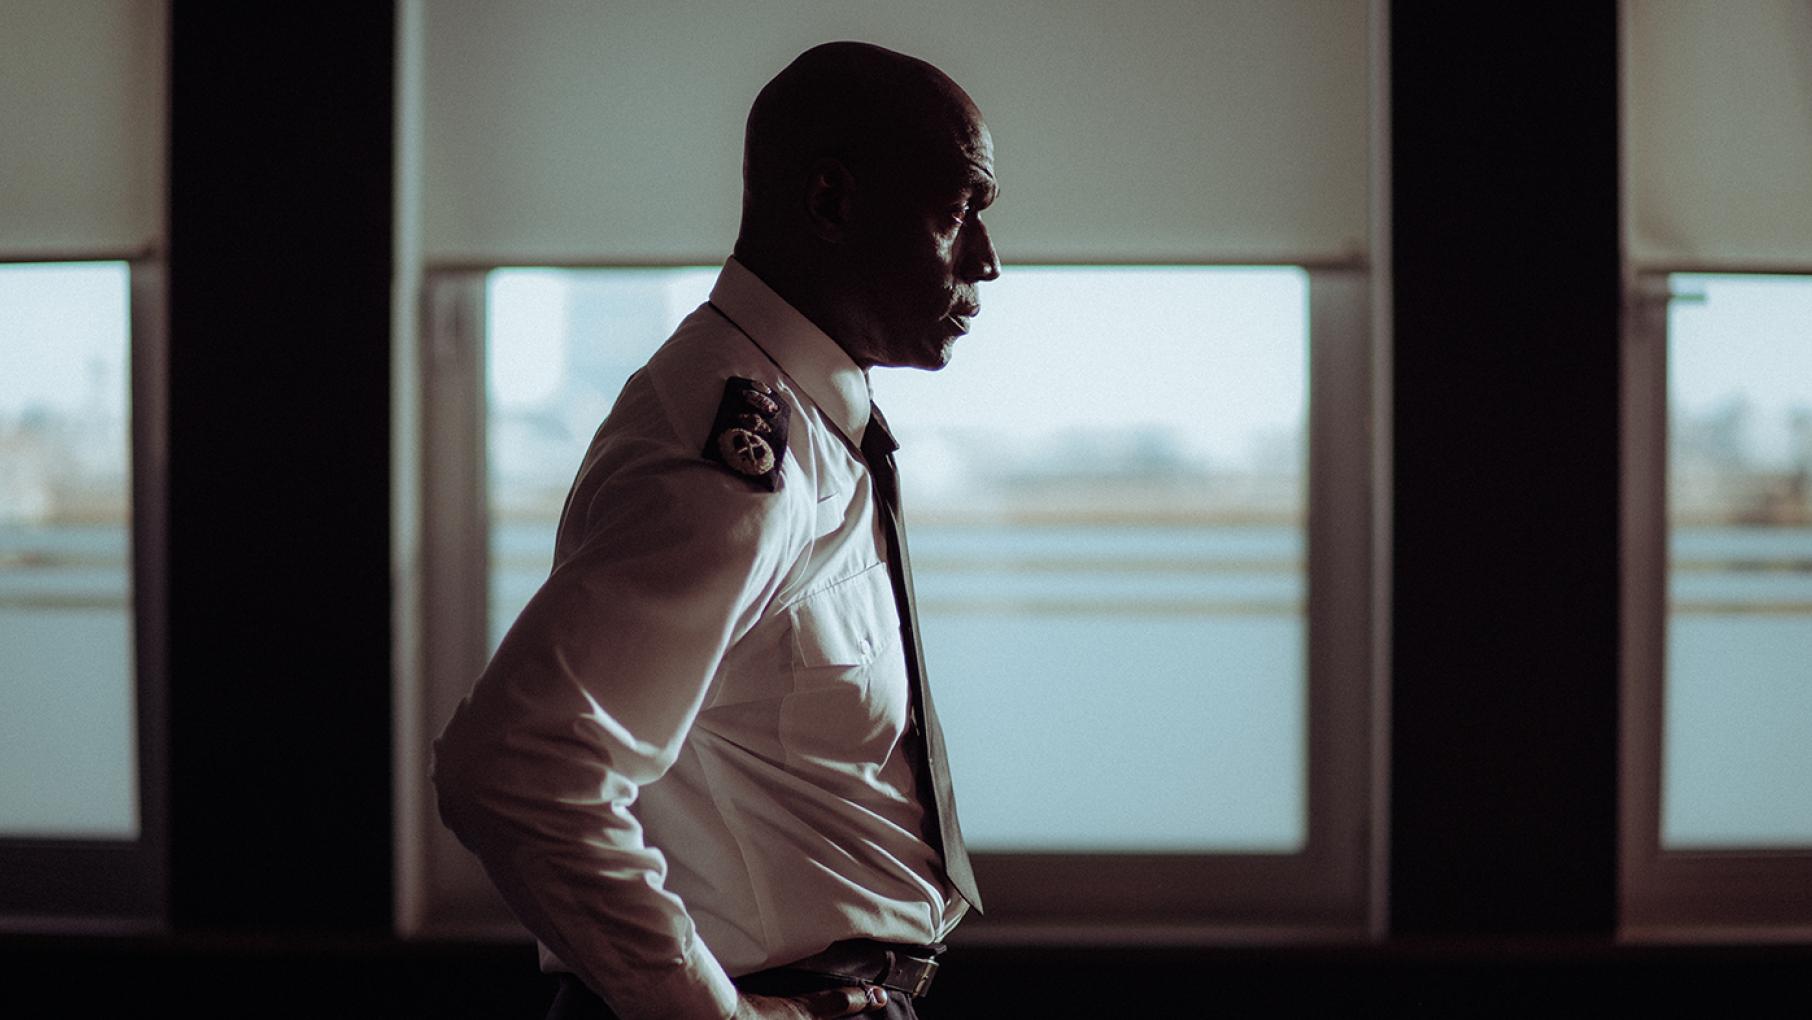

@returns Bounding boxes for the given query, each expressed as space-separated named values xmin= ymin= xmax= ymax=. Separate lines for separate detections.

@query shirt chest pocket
xmin=789 ymin=561 xmax=895 ymax=673
xmin=780 ymin=562 xmax=909 ymax=769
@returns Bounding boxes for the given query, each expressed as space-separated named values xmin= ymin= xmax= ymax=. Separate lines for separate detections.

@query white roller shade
xmin=420 ymin=0 xmax=1371 ymax=266
xmin=1625 ymin=1 xmax=1812 ymax=271
xmin=0 ymin=0 xmax=166 ymax=258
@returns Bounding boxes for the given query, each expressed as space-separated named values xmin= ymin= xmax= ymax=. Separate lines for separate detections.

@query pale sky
xmin=873 ymin=266 xmax=1307 ymax=466
xmin=1669 ymin=274 xmax=1812 ymax=416
xmin=0 ymin=263 xmax=130 ymax=417
xmin=4 ymin=264 xmax=1810 ymax=459
xmin=488 ymin=264 xmax=1311 ymax=471
xmin=1668 ymin=274 xmax=1812 ymax=465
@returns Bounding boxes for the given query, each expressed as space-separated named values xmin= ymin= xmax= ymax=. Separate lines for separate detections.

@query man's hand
xmin=735 ymin=986 xmax=889 ymax=1018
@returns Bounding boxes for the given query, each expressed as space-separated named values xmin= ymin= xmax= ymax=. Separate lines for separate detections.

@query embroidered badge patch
xmin=703 ymin=377 xmax=791 ymax=490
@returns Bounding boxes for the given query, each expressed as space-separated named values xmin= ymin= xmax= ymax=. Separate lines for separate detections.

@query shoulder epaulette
xmin=702 ymin=377 xmax=791 ymax=491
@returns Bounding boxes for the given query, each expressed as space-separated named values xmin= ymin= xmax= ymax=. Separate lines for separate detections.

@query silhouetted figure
xmin=434 ymin=41 xmax=999 ymax=1020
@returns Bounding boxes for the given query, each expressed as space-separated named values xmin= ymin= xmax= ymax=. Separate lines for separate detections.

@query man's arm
xmin=432 ymin=440 xmax=796 ymax=1020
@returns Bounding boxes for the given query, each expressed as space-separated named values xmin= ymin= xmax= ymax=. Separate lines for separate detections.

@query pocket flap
xmin=789 ymin=562 xmax=898 ymax=668
xmin=813 ymin=489 xmax=849 ymax=538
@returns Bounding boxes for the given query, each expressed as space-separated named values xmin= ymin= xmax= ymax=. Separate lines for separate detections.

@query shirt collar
xmin=709 ymin=257 xmax=871 ymax=444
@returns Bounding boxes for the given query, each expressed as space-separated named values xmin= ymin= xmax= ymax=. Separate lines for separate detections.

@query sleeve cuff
xmin=602 ymin=934 xmax=741 ymax=1020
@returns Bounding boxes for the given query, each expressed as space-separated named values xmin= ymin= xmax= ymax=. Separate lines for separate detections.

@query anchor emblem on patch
xmin=703 ymin=377 xmax=791 ymax=490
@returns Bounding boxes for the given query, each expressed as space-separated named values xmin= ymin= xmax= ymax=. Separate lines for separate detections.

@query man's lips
xmin=944 ymin=308 xmax=979 ymax=334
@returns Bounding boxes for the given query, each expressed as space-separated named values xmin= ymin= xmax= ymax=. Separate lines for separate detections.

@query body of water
xmin=5 ymin=523 xmax=1810 ymax=848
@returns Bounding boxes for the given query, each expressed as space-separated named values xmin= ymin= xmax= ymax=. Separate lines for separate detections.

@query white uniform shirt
xmin=432 ymin=258 xmax=965 ymax=1020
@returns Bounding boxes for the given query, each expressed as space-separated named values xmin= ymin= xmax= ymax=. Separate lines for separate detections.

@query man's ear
xmin=804 ymin=157 xmax=857 ymax=242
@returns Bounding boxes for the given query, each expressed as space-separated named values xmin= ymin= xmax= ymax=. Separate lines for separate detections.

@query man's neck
xmin=732 ymin=242 xmax=876 ymax=370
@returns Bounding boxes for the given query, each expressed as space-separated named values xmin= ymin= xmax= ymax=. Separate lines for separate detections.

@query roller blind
xmin=419 ymin=0 xmax=1371 ymax=266
xmin=1625 ymin=0 xmax=1812 ymax=271
xmin=0 ymin=0 xmax=166 ymax=258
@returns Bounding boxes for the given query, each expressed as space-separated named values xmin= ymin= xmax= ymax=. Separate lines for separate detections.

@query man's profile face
xmin=842 ymin=112 xmax=1000 ymax=372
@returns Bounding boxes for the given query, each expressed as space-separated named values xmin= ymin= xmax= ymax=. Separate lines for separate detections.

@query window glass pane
xmin=879 ymin=267 xmax=1308 ymax=852
xmin=0 ymin=262 xmax=137 ymax=839
xmin=485 ymin=265 xmax=1308 ymax=854
xmin=486 ymin=268 xmax=717 ymax=646
xmin=1665 ymin=273 xmax=1812 ymax=849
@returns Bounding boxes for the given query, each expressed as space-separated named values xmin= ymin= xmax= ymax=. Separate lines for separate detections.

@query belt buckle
xmin=883 ymin=951 xmax=938 ymax=998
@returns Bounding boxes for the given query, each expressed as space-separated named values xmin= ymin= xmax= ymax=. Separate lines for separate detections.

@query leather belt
xmin=782 ymin=939 xmax=945 ymax=998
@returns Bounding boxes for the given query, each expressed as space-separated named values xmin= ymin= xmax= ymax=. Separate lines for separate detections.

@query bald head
xmin=733 ymin=42 xmax=999 ymax=372
xmin=741 ymin=41 xmax=983 ymax=229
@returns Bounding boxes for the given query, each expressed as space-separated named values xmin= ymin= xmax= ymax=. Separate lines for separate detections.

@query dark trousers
xmin=546 ymin=966 xmax=926 ymax=1020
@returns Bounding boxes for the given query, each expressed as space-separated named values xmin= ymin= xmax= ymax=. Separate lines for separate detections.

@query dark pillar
xmin=1388 ymin=3 xmax=1622 ymax=935
xmin=167 ymin=4 xmax=395 ymax=929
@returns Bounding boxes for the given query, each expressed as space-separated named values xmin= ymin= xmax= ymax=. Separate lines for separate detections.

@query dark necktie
xmin=860 ymin=405 xmax=983 ymax=912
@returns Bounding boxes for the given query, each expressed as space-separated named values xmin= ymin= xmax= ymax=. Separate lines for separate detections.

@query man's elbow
xmin=429 ymin=700 xmax=500 ymax=850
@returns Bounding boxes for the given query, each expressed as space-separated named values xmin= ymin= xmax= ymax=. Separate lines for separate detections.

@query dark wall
xmin=1387 ymin=4 xmax=1622 ymax=934
xmin=167 ymin=3 xmax=394 ymax=929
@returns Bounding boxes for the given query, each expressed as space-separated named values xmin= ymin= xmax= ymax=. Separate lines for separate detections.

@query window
xmin=419 ymin=263 xmax=1372 ymax=934
xmin=0 ymin=262 xmax=136 ymax=839
xmin=875 ymin=267 xmax=1311 ymax=853
xmin=1623 ymin=272 xmax=1812 ymax=933
xmin=1663 ymin=275 xmax=1812 ymax=850
xmin=0 ymin=260 xmax=164 ymax=926
xmin=484 ymin=268 xmax=718 ymax=654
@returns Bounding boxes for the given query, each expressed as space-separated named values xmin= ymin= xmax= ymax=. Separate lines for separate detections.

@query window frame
xmin=0 ymin=257 xmax=168 ymax=931
xmin=1619 ymin=268 xmax=1812 ymax=938
xmin=404 ymin=262 xmax=1376 ymax=939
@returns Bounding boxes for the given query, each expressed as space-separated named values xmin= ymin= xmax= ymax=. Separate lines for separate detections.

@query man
xmin=432 ymin=41 xmax=1000 ymax=1020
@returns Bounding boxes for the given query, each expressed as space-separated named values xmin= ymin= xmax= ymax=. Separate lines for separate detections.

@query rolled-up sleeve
xmin=432 ymin=434 xmax=799 ymax=1020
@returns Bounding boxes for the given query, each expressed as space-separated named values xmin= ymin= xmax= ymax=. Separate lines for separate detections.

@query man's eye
xmin=948 ymin=205 xmax=970 ymax=224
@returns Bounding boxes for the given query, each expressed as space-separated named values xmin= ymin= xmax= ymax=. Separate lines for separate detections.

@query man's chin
xmin=910 ymin=342 xmax=957 ymax=372
xmin=876 ymin=337 xmax=957 ymax=372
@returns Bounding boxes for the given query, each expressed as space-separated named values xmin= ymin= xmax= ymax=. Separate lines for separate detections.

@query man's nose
xmin=962 ymin=220 xmax=1000 ymax=283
